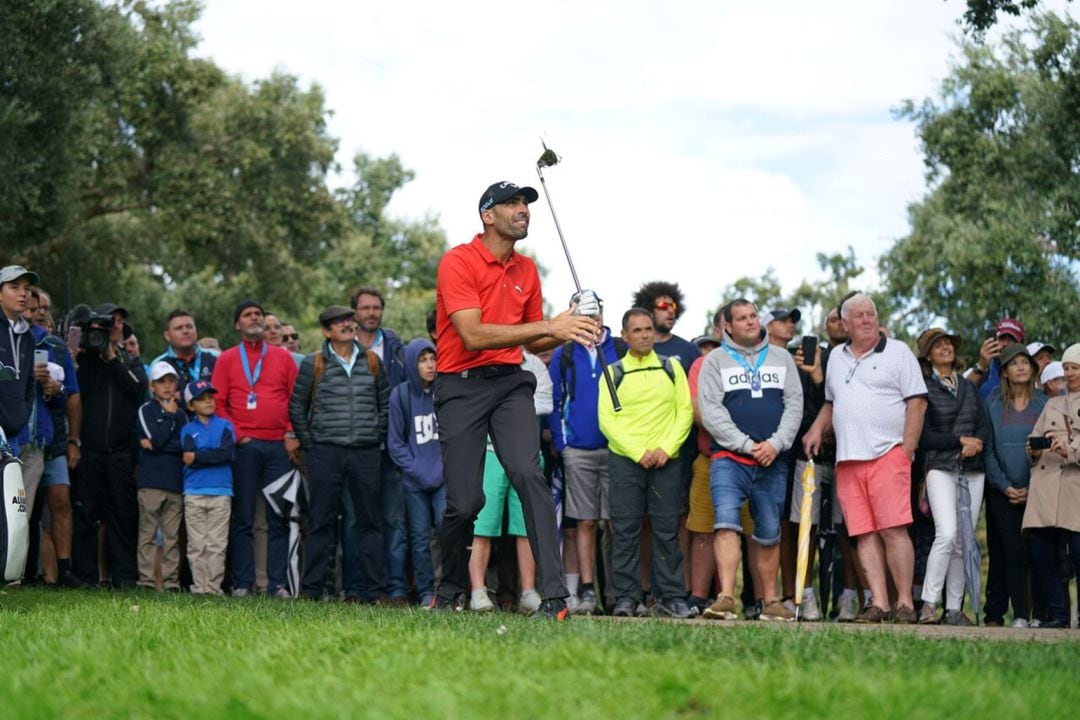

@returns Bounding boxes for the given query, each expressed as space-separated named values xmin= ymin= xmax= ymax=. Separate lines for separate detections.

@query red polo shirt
xmin=436 ymin=234 xmax=544 ymax=373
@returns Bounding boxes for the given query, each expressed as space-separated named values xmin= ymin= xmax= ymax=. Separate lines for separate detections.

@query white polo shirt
xmin=825 ymin=334 xmax=927 ymax=462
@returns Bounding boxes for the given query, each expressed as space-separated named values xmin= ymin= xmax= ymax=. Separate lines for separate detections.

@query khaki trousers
xmin=137 ymin=488 xmax=184 ymax=589
xmin=184 ymin=495 xmax=231 ymax=594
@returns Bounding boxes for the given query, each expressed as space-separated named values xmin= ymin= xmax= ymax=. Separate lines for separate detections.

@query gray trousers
xmin=609 ymin=452 xmax=685 ymax=603
xmin=434 ymin=369 xmax=567 ymax=600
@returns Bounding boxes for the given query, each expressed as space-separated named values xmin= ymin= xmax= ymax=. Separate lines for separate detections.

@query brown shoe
xmin=702 ymin=594 xmax=738 ymax=621
xmin=917 ymin=602 xmax=939 ymax=625
xmin=854 ymin=604 xmax=889 ymax=624
xmin=760 ymin=598 xmax=796 ymax=622
xmin=892 ymin=602 xmax=917 ymax=624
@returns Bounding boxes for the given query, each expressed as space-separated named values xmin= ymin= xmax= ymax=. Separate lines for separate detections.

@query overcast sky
xmin=193 ymin=0 xmax=1066 ymax=336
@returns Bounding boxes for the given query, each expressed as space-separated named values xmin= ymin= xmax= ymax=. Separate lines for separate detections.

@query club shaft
xmin=535 ymin=165 xmax=622 ymax=412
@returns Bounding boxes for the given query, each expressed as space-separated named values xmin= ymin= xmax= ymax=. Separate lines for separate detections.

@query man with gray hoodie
xmin=698 ymin=299 xmax=803 ymax=622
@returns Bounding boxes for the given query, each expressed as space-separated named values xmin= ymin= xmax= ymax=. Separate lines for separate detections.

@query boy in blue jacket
xmin=387 ymin=339 xmax=443 ymax=607
xmin=180 ymin=380 xmax=235 ymax=595
xmin=135 ymin=361 xmax=188 ymax=591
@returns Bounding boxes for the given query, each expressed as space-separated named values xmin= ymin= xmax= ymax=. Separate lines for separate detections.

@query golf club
xmin=535 ymin=140 xmax=622 ymax=412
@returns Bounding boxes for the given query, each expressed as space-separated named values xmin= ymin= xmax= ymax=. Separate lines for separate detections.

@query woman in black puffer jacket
xmin=915 ymin=328 xmax=989 ymax=625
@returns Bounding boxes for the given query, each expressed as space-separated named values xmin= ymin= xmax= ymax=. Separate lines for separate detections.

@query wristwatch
xmin=68 ymin=438 xmax=81 ymax=448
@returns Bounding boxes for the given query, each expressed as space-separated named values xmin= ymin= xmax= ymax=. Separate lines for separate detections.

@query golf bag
xmin=0 ymin=429 xmax=29 ymax=582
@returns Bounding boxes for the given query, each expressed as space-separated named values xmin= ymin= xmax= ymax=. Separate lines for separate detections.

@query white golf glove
xmin=571 ymin=290 xmax=601 ymax=316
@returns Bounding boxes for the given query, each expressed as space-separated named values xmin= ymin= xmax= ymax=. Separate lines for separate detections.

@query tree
xmin=3 ymin=0 xmax=446 ymax=355
xmin=960 ymin=0 xmax=1069 ymax=34
xmin=883 ymin=13 xmax=1080 ymax=350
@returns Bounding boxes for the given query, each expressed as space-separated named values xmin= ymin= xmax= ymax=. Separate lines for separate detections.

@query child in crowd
xmin=387 ymin=339 xmax=444 ymax=607
xmin=135 ymin=361 xmax=188 ymax=591
xmin=180 ymin=380 xmax=235 ymax=595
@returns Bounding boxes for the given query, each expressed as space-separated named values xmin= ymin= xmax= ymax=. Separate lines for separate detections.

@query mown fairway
xmin=2 ymin=588 xmax=1078 ymax=719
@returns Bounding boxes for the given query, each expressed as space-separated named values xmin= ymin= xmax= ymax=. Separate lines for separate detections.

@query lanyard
xmin=240 ymin=341 xmax=267 ymax=391
xmin=722 ymin=341 xmax=766 ymax=377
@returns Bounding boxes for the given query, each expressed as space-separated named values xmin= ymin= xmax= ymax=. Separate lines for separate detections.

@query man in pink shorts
xmin=803 ymin=293 xmax=927 ymax=624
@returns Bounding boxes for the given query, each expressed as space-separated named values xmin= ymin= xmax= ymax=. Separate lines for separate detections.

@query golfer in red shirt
xmin=432 ymin=181 xmax=600 ymax=619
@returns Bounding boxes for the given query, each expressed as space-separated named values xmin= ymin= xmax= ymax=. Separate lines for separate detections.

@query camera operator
xmin=71 ymin=302 xmax=148 ymax=587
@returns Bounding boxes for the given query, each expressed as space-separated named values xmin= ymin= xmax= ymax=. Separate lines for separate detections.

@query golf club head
xmin=537 ymin=140 xmax=560 ymax=169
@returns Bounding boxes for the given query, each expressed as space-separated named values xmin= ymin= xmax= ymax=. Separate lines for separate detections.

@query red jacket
xmin=210 ymin=340 xmax=297 ymax=441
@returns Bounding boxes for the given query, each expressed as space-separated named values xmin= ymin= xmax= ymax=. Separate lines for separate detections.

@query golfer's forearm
xmin=457 ymin=319 xmax=548 ymax=352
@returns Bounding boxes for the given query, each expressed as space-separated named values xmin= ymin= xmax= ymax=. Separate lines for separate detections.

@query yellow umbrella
xmin=794 ymin=459 xmax=816 ymax=620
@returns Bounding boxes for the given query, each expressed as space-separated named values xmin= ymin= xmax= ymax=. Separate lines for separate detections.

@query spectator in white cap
xmin=134 ymin=361 xmax=188 ymax=591
xmin=1041 ymin=361 xmax=1065 ymax=399
xmin=1026 ymin=342 xmax=1056 ymax=390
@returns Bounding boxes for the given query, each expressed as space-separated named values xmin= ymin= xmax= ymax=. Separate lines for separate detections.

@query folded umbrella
xmin=956 ymin=464 xmax=981 ymax=617
xmin=795 ymin=460 xmax=816 ymax=620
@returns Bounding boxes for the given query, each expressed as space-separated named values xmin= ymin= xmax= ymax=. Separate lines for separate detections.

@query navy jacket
xmin=136 ymin=400 xmax=187 ymax=493
xmin=388 ymin=339 xmax=442 ymax=492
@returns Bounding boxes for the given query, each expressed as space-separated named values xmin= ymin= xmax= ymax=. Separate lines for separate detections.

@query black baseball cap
xmin=95 ymin=302 xmax=128 ymax=318
xmin=478 ymin=181 xmax=539 ymax=213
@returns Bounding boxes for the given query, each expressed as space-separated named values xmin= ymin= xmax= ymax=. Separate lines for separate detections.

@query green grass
xmin=1 ymin=589 xmax=1078 ymax=719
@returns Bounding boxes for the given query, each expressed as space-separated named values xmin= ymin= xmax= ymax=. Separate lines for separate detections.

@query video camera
xmin=79 ymin=313 xmax=115 ymax=353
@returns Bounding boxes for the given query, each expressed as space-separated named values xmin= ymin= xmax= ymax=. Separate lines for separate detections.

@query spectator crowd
xmin=1 ymin=257 xmax=1078 ymax=628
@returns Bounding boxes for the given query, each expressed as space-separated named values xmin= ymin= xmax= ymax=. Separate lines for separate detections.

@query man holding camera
xmin=71 ymin=302 xmax=148 ymax=587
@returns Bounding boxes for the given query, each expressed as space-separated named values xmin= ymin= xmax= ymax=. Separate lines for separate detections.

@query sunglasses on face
xmin=655 ymin=301 xmax=678 ymax=312
xmin=283 ymin=333 xmax=300 ymax=341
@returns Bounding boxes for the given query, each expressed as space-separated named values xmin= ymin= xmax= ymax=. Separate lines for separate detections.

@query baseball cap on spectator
xmin=149 ymin=361 xmax=178 ymax=382
xmin=996 ymin=317 xmax=1024 ymax=343
xmin=233 ymin=299 xmax=264 ymax=323
xmin=1062 ymin=343 xmax=1080 ymax=366
xmin=1026 ymin=341 xmax=1056 ymax=358
xmin=95 ymin=302 xmax=128 ymax=318
xmin=478 ymin=181 xmax=539 ymax=213
xmin=761 ymin=308 xmax=801 ymax=326
xmin=183 ymin=379 xmax=217 ymax=404
xmin=0 ymin=265 xmax=40 ymax=287
xmin=999 ymin=342 xmax=1033 ymax=370
xmin=318 ymin=305 xmax=355 ymax=327
xmin=1041 ymin=361 xmax=1064 ymax=385
xmin=692 ymin=335 xmax=721 ymax=350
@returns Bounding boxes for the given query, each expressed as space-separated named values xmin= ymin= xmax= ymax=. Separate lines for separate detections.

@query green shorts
xmin=473 ymin=450 xmax=536 ymax=537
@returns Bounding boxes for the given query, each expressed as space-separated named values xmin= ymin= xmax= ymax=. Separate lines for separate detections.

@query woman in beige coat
xmin=1024 ymin=343 xmax=1080 ymax=629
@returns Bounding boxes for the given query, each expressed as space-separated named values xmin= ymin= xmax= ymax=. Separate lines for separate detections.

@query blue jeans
xmin=231 ymin=439 xmax=292 ymax=594
xmin=709 ymin=457 xmax=788 ymax=545
xmin=381 ymin=457 xmax=409 ymax=598
xmin=403 ymin=485 xmax=446 ymax=598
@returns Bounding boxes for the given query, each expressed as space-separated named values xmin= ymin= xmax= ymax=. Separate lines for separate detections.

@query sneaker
xmin=270 ymin=587 xmax=292 ymax=600
xmin=634 ymin=601 xmax=650 ymax=618
xmin=428 ymin=593 xmax=463 ymax=612
xmin=760 ymin=599 xmax=796 ymax=622
xmin=984 ymin=617 xmax=1004 ymax=627
xmin=744 ymin=598 xmax=763 ymax=621
xmin=918 ymin=602 xmax=939 ymax=625
xmin=612 ymin=598 xmax=637 ymax=617
xmin=782 ymin=598 xmax=797 ymax=615
xmin=419 ymin=593 xmax=436 ymax=610
xmin=230 ymin=587 xmax=251 ymax=598
xmin=531 ymin=598 xmax=569 ymax=621
xmin=470 ymin=589 xmax=496 ymax=612
xmin=654 ymin=598 xmax=696 ymax=619
xmin=574 ymin=588 xmax=597 ymax=616
xmin=519 ymin=589 xmax=542 ymax=613
xmin=1029 ymin=618 xmax=1042 ymax=628
xmin=854 ymin=605 xmax=889 ymax=624
xmin=1040 ymin=617 xmax=1069 ymax=629
xmin=797 ymin=590 xmax=822 ymax=621
xmin=702 ymin=594 xmax=739 ymax=621
xmin=687 ymin=595 xmax=709 ymax=616
xmin=943 ymin=609 xmax=974 ymax=627
xmin=891 ymin=602 xmax=917 ymax=624
xmin=836 ymin=592 xmax=859 ymax=622
xmin=1011 ymin=618 xmax=1029 ymax=628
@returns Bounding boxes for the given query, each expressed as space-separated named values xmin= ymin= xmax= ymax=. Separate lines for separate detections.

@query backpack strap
xmin=308 ymin=351 xmax=326 ymax=417
xmin=558 ymin=340 xmax=575 ymax=415
xmin=612 ymin=356 xmax=676 ymax=389
xmin=366 ymin=350 xmax=382 ymax=378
